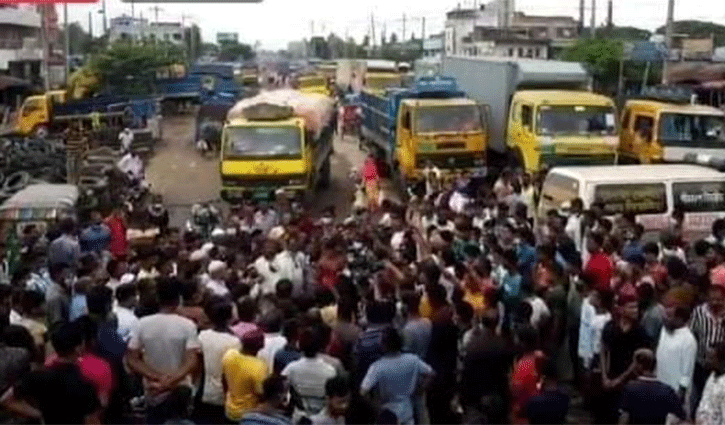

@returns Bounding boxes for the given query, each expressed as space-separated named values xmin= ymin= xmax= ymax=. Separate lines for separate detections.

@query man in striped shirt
xmin=690 ymin=269 xmax=725 ymax=417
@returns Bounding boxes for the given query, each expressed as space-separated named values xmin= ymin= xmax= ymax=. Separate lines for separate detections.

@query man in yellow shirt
xmin=222 ymin=329 xmax=268 ymax=422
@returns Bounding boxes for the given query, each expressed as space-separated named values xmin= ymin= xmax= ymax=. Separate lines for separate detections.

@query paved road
xmin=145 ymin=113 xmax=367 ymax=226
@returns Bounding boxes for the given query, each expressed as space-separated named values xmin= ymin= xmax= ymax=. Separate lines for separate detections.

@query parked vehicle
xmin=538 ymin=164 xmax=725 ymax=240
xmin=442 ymin=56 xmax=619 ymax=172
xmin=0 ymin=183 xmax=79 ymax=242
xmin=359 ymin=76 xmax=488 ymax=185
xmin=620 ymin=87 xmax=725 ymax=165
xmin=220 ymin=90 xmax=335 ymax=201
xmin=157 ymin=62 xmax=242 ymax=111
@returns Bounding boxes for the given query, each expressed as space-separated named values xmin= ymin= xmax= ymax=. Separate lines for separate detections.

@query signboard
xmin=594 ymin=183 xmax=667 ymax=215
xmin=681 ymin=38 xmax=714 ymax=60
xmin=217 ymin=32 xmax=239 ymax=44
xmin=626 ymin=41 xmax=668 ymax=62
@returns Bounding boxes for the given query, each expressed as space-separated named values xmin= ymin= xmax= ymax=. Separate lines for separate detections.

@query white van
xmin=538 ymin=164 xmax=725 ymax=239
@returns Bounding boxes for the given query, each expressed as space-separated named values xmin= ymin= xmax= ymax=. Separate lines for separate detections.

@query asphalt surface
xmin=145 ymin=113 xmax=367 ymax=227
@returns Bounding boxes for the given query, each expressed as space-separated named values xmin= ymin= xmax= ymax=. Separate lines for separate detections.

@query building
xmin=459 ymin=27 xmax=549 ymax=58
xmin=109 ymin=15 xmax=184 ymax=45
xmin=444 ymin=0 xmax=577 ymax=57
xmin=422 ymin=33 xmax=444 ymax=59
xmin=287 ymin=40 xmax=307 ymax=59
xmin=0 ymin=5 xmax=43 ymax=87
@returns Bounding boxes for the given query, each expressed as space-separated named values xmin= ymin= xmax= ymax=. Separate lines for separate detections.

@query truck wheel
xmin=33 ymin=125 xmax=49 ymax=139
xmin=318 ymin=156 xmax=331 ymax=189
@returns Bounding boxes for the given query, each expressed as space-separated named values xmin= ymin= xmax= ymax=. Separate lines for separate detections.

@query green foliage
xmin=86 ymin=42 xmax=184 ymax=95
xmin=560 ymin=38 xmax=623 ymax=91
xmin=218 ymin=42 xmax=255 ymax=62
xmin=596 ymin=26 xmax=651 ymax=40
xmin=656 ymin=20 xmax=725 ymax=46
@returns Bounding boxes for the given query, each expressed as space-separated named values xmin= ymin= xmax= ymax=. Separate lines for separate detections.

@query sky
xmin=61 ymin=0 xmax=725 ymax=50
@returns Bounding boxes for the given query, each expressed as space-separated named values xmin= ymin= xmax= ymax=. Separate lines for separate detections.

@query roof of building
xmin=551 ymin=164 xmax=725 ymax=183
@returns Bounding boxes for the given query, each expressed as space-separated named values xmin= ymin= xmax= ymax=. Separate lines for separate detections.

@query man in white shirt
xmin=119 ymin=127 xmax=134 ymax=153
xmin=282 ymin=327 xmax=337 ymax=418
xmin=113 ymin=282 xmax=140 ymax=343
xmin=257 ymin=309 xmax=287 ymax=370
xmin=117 ymin=150 xmax=144 ymax=184
xmin=205 ymin=260 xmax=230 ymax=297
xmin=565 ymin=198 xmax=584 ymax=254
xmin=656 ymin=295 xmax=697 ymax=401
xmin=253 ymin=240 xmax=282 ymax=297
xmin=274 ymin=235 xmax=307 ymax=298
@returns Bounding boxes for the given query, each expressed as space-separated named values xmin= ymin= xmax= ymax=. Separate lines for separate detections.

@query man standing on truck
xmin=119 ymin=128 xmax=134 ymax=153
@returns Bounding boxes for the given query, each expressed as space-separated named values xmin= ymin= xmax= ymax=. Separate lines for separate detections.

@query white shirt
xmin=117 ymin=153 xmax=144 ymax=181
xmin=198 ymin=329 xmax=241 ymax=405
xmin=253 ymin=256 xmax=281 ymax=296
xmin=274 ymin=250 xmax=305 ymax=296
xmin=282 ymin=356 xmax=337 ymax=416
xmin=697 ymin=372 xmax=725 ymax=425
xmin=119 ymin=130 xmax=134 ymax=151
xmin=113 ymin=304 xmax=140 ymax=343
xmin=656 ymin=326 xmax=697 ymax=393
xmin=578 ymin=296 xmax=597 ymax=366
xmin=526 ymin=296 xmax=551 ymax=329
xmin=257 ymin=333 xmax=287 ymax=370
xmin=205 ymin=278 xmax=230 ymax=297
xmin=588 ymin=312 xmax=611 ymax=368
xmin=565 ymin=214 xmax=583 ymax=253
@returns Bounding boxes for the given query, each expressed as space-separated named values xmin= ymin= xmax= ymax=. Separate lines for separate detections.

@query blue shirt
xmin=361 ymin=353 xmax=433 ymax=424
xmin=69 ymin=294 xmax=87 ymax=321
xmin=80 ymin=223 xmax=111 ymax=253
xmin=47 ymin=234 xmax=80 ymax=267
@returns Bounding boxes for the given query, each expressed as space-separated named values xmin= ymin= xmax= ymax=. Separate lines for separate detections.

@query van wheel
xmin=318 ymin=156 xmax=331 ymax=189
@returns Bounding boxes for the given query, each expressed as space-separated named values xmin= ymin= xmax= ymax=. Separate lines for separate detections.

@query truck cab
xmin=297 ymin=74 xmax=331 ymax=97
xmin=620 ymin=97 xmax=725 ymax=165
xmin=220 ymin=102 xmax=333 ymax=201
xmin=507 ymin=90 xmax=619 ymax=172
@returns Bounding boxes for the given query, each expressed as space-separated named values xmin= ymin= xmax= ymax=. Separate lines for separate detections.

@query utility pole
xmin=606 ymin=0 xmax=613 ymax=30
xmin=149 ymin=5 xmax=162 ymax=24
xmin=421 ymin=16 xmax=426 ymax=41
xmin=64 ymin=3 xmax=70 ymax=83
xmin=40 ymin=5 xmax=50 ymax=91
xmin=88 ymin=11 xmax=93 ymax=38
xmin=402 ymin=13 xmax=406 ymax=41
xmin=662 ymin=0 xmax=675 ymax=84
xmin=590 ymin=0 xmax=596 ymax=38
xmin=102 ymin=0 xmax=108 ymax=34
xmin=181 ymin=13 xmax=192 ymax=58
xmin=370 ymin=13 xmax=376 ymax=55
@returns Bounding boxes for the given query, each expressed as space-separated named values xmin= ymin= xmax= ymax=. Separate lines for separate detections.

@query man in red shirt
xmin=584 ymin=232 xmax=613 ymax=292
xmin=104 ymin=207 xmax=128 ymax=260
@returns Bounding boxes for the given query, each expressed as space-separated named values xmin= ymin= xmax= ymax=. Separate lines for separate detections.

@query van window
xmin=521 ymin=105 xmax=532 ymax=128
xmin=673 ymin=181 xmax=725 ymax=212
xmin=541 ymin=173 xmax=579 ymax=206
xmin=593 ymin=183 xmax=667 ymax=215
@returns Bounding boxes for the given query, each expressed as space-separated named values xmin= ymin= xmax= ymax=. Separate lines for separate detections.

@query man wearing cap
xmin=206 ymin=260 xmax=230 ymax=298
xmin=690 ymin=270 xmax=725 ymax=415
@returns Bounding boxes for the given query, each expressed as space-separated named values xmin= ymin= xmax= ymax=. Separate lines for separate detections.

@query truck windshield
xmin=298 ymin=76 xmax=325 ymax=88
xmin=223 ymin=126 xmax=301 ymax=158
xmin=416 ymin=105 xmax=483 ymax=133
xmin=537 ymin=105 xmax=617 ymax=136
xmin=658 ymin=113 xmax=725 ymax=146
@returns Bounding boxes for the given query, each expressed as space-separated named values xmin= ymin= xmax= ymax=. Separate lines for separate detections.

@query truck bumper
xmin=539 ymin=152 xmax=617 ymax=168
xmin=221 ymin=185 xmax=307 ymax=202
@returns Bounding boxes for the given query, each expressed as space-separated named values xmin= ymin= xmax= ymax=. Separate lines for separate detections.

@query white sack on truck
xmin=227 ymin=89 xmax=335 ymax=138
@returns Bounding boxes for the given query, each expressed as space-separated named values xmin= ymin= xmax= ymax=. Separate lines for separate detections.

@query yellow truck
xmin=296 ymin=74 xmax=332 ymax=97
xmin=443 ymin=57 xmax=619 ymax=172
xmin=220 ymin=91 xmax=335 ymax=201
xmin=359 ymin=76 xmax=488 ymax=184
xmin=619 ymin=90 xmax=725 ymax=165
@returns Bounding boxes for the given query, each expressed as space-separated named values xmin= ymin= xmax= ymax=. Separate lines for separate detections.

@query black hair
xmin=402 ymin=291 xmax=421 ymax=314
xmin=713 ymin=218 xmax=725 ymax=237
xmin=51 ymin=321 xmax=83 ymax=357
xmin=237 ymin=296 xmax=257 ymax=322
xmin=180 ymin=280 xmax=200 ymax=302
xmin=260 ymin=308 xmax=284 ymax=333
xmin=281 ymin=318 xmax=300 ymax=341
xmin=2 ymin=324 xmax=35 ymax=354
xmin=261 ymin=375 xmax=288 ymax=403
xmin=366 ymin=301 xmax=396 ymax=325
xmin=695 ymin=239 xmax=712 ymax=257
xmin=455 ymin=301 xmax=475 ymax=326
xmin=315 ymin=289 xmax=336 ymax=307
xmin=207 ymin=302 xmax=233 ymax=328
xmin=59 ymin=217 xmax=76 ymax=235
xmin=116 ymin=283 xmax=137 ymax=304
xmin=86 ymin=285 xmax=113 ymax=316
xmin=643 ymin=241 xmax=660 ymax=257
xmin=157 ymin=277 xmax=181 ymax=307
xmin=20 ymin=289 xmax=44 ymax=313
xmin=74 ymin=315 xmax=99 ymax=345
xmin=299 ymin=327 xmax=322 ymax=357
xmin=541 ymin=358 xmax=558 ymax=380
xmin=589 ymin=232 xmax=604 ymax=247
xmin=382 ymin=326 xmax=403 ymax=353
xmin=377 ymin=409 xmax=398 ymax=425
xmin=276 ymin=279 xmax=293 ymax=299
xmin=325 ymin=375 xmax=350 ymax=398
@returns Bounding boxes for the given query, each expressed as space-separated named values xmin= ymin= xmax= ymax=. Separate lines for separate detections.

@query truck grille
xmin=415 ymin=154 xmax=480 ymax=169
xmin=222 ymin=174 xmax=306 ymax=187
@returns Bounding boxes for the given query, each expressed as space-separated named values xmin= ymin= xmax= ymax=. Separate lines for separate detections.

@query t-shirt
xmin=257 ymin=333 xmax=287 ymax=371
xmin=281 ymin=356 xmax=337 ymax=415
xmin=222 ymin=349 xmax=268 ymax=421
xmin=619 ymin=378 xmax=685 ymax=424
xmin=45 ymin=352 xmax=114 ymax=404
xmin=601 ymin=321 xmax=650 ymax=379
xmin=199 ymin=329 xmax=241 ymax=406
xmin=525 ymin=388 xmax=570 ymax=424
xmin=113 ymin=305 xmax=140 ymax=343
xmin=360 ymin=353 xmax=433 ymax=424
xmin=402 ymin=318 xmax=432 ymax=359
xmin=511 ymin=351 xmax=544 ymax=422
xmin=15 ymin=362 xmax=100 ymax=424
xmin=273 ymin=346 xmax=302 ymax=374
xmin=128 ymin=312 xmax=201 ymax=403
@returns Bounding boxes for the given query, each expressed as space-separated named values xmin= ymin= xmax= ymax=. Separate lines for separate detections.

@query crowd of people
xmin=3 ymin=160 xmax=725 ymax=425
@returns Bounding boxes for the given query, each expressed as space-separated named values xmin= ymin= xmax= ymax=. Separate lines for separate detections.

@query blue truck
xmin=359 ymin=76 xmax=489 ymax=184
xmin=157 ymin=63 xmax=243 ymax=111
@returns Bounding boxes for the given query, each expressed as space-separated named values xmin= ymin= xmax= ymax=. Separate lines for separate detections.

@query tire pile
xmin=0 ymin=137 xmax=67 ymax=202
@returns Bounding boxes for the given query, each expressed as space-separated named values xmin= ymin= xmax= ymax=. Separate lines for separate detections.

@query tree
xmin=656 ymin=20 xmax=725 ymax=46
xmin=86 ymin=42 xmax=184 ymax=95
xmin=560 ymin=38 xmax=622 ymax=93
xmin=389 ymin=32 xmax=398 ymax=44
xmin=218 ymin=42 xmax=255 ymax=62
xmin=595 ymin=26 xmax=650 ymax=40
xmin=60 ymin=22 xmax=93 ymax=56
